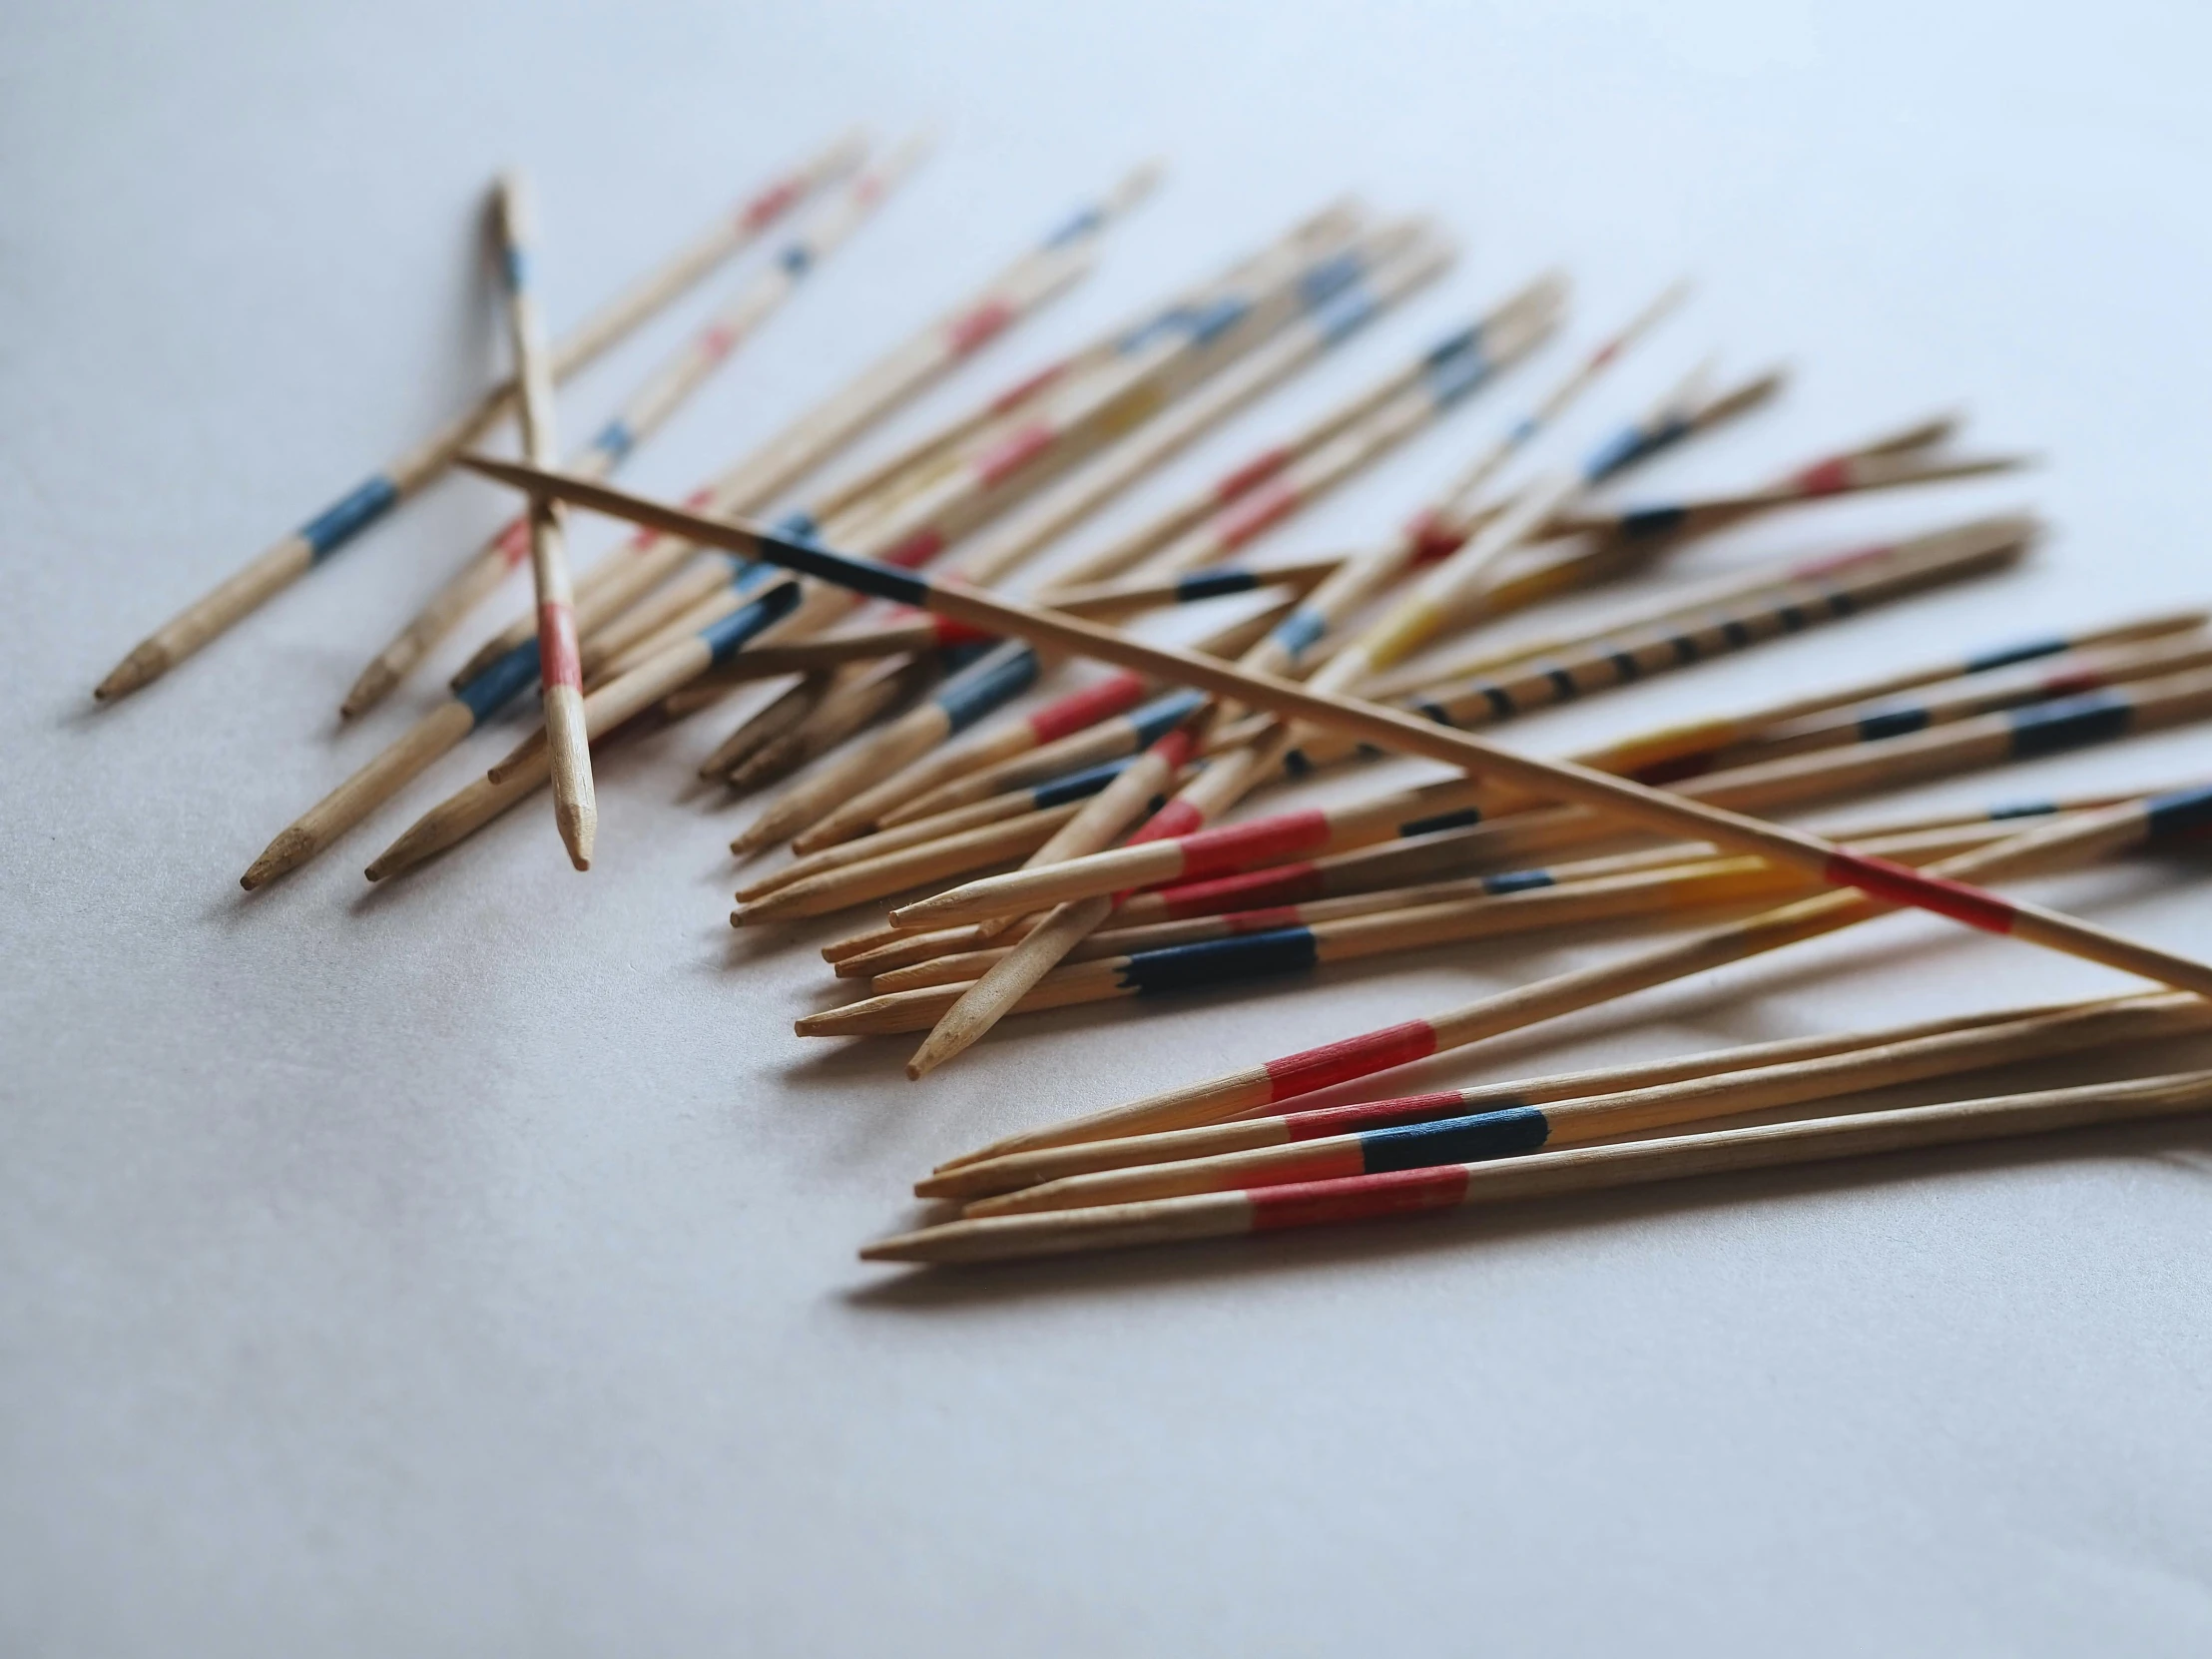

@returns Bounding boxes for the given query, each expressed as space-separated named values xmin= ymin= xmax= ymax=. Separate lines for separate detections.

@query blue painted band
xmin=1398 ymin=806 xmax=1484 ymax=836
xmin=1281 ymin=747 xmax=1314 ymax=777
xmin=2004 ymin=691 xmax=2133 ymax=760
xmin=1042 ymin=204 xmax=1104 ymax=249
xmin=588 ymin=419 xmax=636 ymax=463
xmin=1359 ymin=1105 xmax=1552 ymax=1173
xmin=1030 ymin=756 xmax=1138 ymax=810
xmin=1174 ymin=569 xmax=1264 ymax=602
xmin=1963 ymin=635 xmax=2068 ymax=674
xmin=777 ymin=243 xmax=813 ymax=276
xmin=750 ymin=524 xmax=929 ymax=605
xmin=1721 ymin=619 xmax=1752 ymax=650
xmin=1857 ymin=706 xmax=1932 ymax=743
xmin=1666 ymin=632 xmax=1702 ymax=665
xmin=2144 ymin=783 xmax=2212 ymax=840
xmin=1615 ymin=504 xmax=1689 ymax=541
xmin=932 ymin=643 xmax=1040 ymax=731
xmin=1581 ymin=414 xmax=1690 ymax=484
xmin=1413 ymin=700 xmax=1457 ymax=728
xmin=501 ymin=246 xmax=528 ymax=292
xmin=1269 ymin=609 xmax=1330 ymax=660
xmin=454 ymin=638 xmax=543 ymax=726
xmin=1504 ymin=415 xmax=1540 ymax=446
xmin=1420 ymin=323 xmax=1484 ymax=369
xmin=299 ymin=475 xmax=401 ymax=561
xmin=1129 ymin=688 xmax=1208 ymax=746
xmin=1987 ymin=799 xmax=2061 ymax=821
xmin=1312 ymin=280 xmax=1379 ymax=345
xmin=1185 ymin=295 xmax=1253 ymax=347
xmin=1421 ymin=343 xmax=1494 ymax=406
xmin=1296 ymin=250 xmax=1365 ymax=310
xmin=1481 ymin=867 xmax=1556 ymax=895
xmin=1606 ymin=650 xmax=1642 ymax=684
xmin=772 ymin=509 xmax=819 ymax=542
xmin=1544 ymin=665 xmax=1580 ymax=703
xmin=703 ymin=579 xmax=805 ymax=665
xmin=1116 ymin=927 xmax=1321 ymax=996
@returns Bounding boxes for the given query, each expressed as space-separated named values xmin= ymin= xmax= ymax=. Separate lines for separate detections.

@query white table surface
xmin=8 ymin=1 xmax=2212 ymax=1652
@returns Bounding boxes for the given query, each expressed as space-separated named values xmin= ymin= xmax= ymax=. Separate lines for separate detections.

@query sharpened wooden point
xmin=93 ymin=640 xmax=170 ymax=703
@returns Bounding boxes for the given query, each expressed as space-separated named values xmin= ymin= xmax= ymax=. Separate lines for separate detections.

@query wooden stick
xmin=928 ymin=786 xmax=2212 ymax=1165
xmin=94 ymin=133 xmax=860 ymax=703
xmin=339 ymin=139 xmax=924 ymax=717
xmin=461 ymin=464 xmax=2212 ymax=1001
xmin=446 ymin=163 xmax=1152 ymax=690
xmin=863 ymin=1068 xmax=2212 ymax=1264
xmin=917 ymin=991 xmax=2145 ymax=1200
xmin=871 ymin=820 xmax=2052 ymax=993
xmin=495 ymin=173 xmax=596 ymax=869
xmin=810 ymin=829 xmax=2046 ymax=1039
xmin=967 ymin=991 xmax=2212 ymax=1213
xmin=899 ymin=614 xmax=2211 ymax=932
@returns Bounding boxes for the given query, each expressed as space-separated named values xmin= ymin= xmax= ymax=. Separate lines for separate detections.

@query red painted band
xmin=1212 ymin=445 xmax=1295 ymax=503
xmin=1148 ymin=728 xmax=1199 ymax=770
xmin=928 ymin=615 xmax=997 ymax=647
xmin=1824 ymin=848 xmax=2019 ymax=933
xmin=975 ymin=421 xmax=1055 ymax=488
xmin=989 ymin=361 xmax=1068 ymax=415
xmin=1264 ymin=1018 xmax=1439 ymax=1103
xmin=1792 ymin=456 xmax=1855 ymax=495
xmin=2037 ymin=668 xmax=2105 ymax=698
xmin=947 ymin=297 xmax=1016 ymax=355
xmin=739 ymin=178 xmax=802 ymax=231
xmin=1246 ymin=1164 xmax=1471 ymax=1231
xmin=1215 ymin=479 xmax=1300 ymax=551
xmin=537 ymin=601 xmax=582 ymax=690
xmin=1405 ymin=512 xmax=1466 ymax=564
xmin=496 ymin=517 xmax=532 ymax=568
xmin=1128 ymin=797 xmax=1205 ymax=847
xmin=1027 ymin=674 xmax=1149 ymax=743
xmin=1284 ymin=1091 xmax=1473 ymax=1141
xmin=700 ymin=323 xmax=740 ymax=360
xmin=882 ymin=527 xmax=947 ymax=569
xmin=1149 ymin=860 xmax=1328 ymax=919
xmin=1173 ymin=810 xmax=1333 ymax=879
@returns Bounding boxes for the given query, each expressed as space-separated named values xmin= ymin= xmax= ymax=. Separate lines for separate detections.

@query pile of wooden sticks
xmin=98 ymin=135 xmax=2212 ymax=1270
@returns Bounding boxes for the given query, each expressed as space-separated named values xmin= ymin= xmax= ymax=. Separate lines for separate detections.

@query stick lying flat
xmin=457 ymin=462 xmax=2212 ymax=1003
xmin=92 ymin=132 xmax=860 ymax=702
xmin=495 ymin=173 xmax=596 ymax=871
xmin=861 ymin=1068 xmax=2212 ymax=1265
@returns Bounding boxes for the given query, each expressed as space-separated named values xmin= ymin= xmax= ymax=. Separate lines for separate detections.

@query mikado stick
xmin=341 ymin=138 xmax=924 ymax=717
xmin=94 ymin=132 xmax=860 ymax=702
xmin=495 ymin=174 xmax=595 ymax=869
xmin=916 ymin=991 xmax=2168 ymax=1201
xmin=864 ymin=1069 xmax=2212 ymax=1265
xmin=460 ymin=464 xmax=2212 ymax=997
xmin=929 ymin=785 xmax=2212 ymax=1165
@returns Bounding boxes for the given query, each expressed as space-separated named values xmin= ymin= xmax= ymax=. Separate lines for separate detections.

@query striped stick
xmin=446 ymin=166 xmax=1152 ymax=692
xmin=681 ymin=217 xmax=1410 ymax=774
xmin=340 ymin=139 xmax=924 ymax=717
xmin=866 ymin=820 xmax=2055 ymax=994
xmin=931 ymin=786 xmax=2212 ymax=1164
xmin=915 ymin=989 xmax=2163 ymax=1201
xmin=866 ymin=1069 xmax=2212 ymax=1264
xmin=93 ymin=133 xmax=859 ymax=703
xmin=495 ymin=174 xmax=596 ymax=869
xmin=810 ymin=826 xmax=2059 ymax=1037
xmin=968 ymin=991 xmax=2212 ymax=1213
xmin=1711 ymin=628 xmax=2212 ymax=770
xmin=1111 ymin=791 xmax=2140 ymax=932
xmin=460 ymin=462 xmax=2212 ymax=999
xmin=890 ymin=356 xmax=1760 ymax=1073
xmin=239 ymin=173 xmax=1120 ymax=890
xmin=362 ymin=579 xmax=806 ymax=879
xmin=882 ymin=530 xmax=2047 ymax=931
